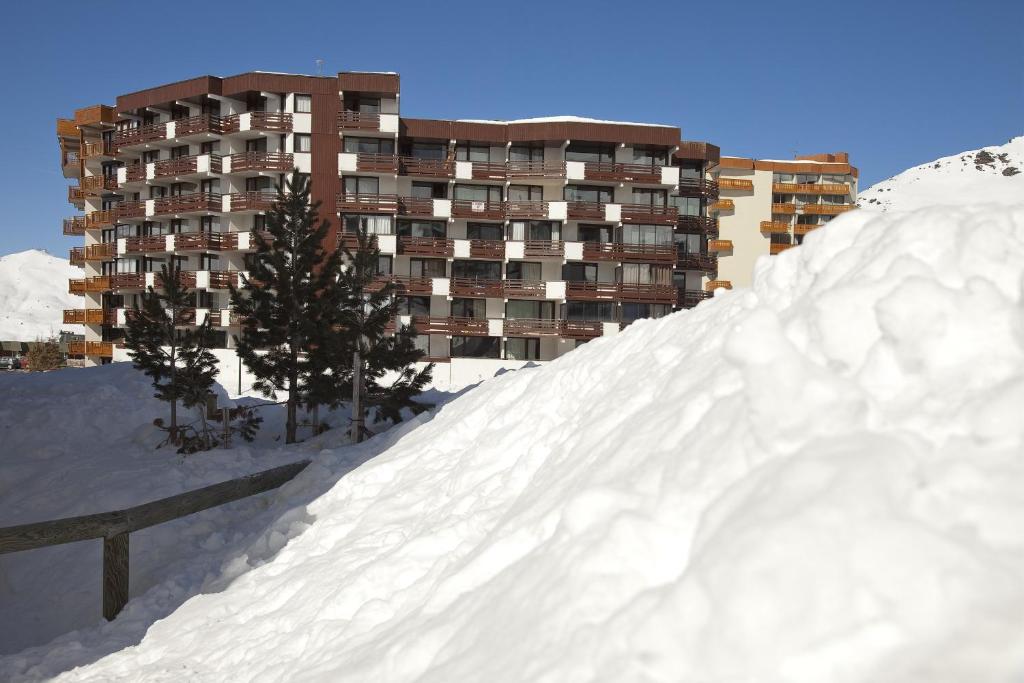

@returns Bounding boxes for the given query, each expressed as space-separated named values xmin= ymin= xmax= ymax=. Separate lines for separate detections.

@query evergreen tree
xmin=333 ymin=226 xmax=434 ymax=443
xmin=229 ymin=169 xmax=342 ymax=444
xmin=176 ymin=319 xmax=221 ymax=451
xmin=125 ymin=262 xmax=218 ymax=445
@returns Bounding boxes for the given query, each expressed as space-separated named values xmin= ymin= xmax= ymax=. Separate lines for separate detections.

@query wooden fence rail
xmin=0 ymin=459 xmax=311 ymax=621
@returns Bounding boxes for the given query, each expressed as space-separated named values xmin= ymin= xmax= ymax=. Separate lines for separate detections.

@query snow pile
xmin=858 ymin=136 xmax=1024 ymax=212
xmin=0 ymin=250 xmax=84 ymax=341
xmin=5 ymin=203 xmax=1022 ymax=682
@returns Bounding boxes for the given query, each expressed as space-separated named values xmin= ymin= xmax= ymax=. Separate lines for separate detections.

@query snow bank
xmin=5 ymin=205 xmax=1024 ymax=681
xmin=0 ymin=250 xmax=84 ymax=341
xmin=858 ymin=136 xmax=1024 ymax=212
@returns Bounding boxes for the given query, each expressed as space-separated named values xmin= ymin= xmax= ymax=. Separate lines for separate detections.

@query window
xmin=200 ymin=178 xmax=219 ymax=194
xmin=455 ymin=143 xmax=490 ymax=162
xmin=674 ymin=196 xmax=702 ymax=216
xmin=409 ymin=258 xmax=447 ymax=278
xmin=506 ymin=300 xmax=554 ymax=319
xmin=509 ymin=144 xmax=543 ymax=162
xmin=405 ymin=142 xmax=446 ymax=160
xmin=632 ymin=147 xmax=668 ymax=166
xmin=375 ymin=256 xmax=393 ymax=275
xmin=200 ymin=253 xmax=220 ymax=270
xmin=253 ymin=215 xmax=267 ymax=231
xmin=142 ymin=150 xmax=160 ymax=164
xmin=796 ymin=173 xmax=819 ymax=184
xmin=679 ymin=164 xmax=702 ymax=179
xmin=246 ymin=137 xmax=268 ymax=153
xmin=564 ymin=185 xmax=613 ymax=203
xmin=295 ymin=94 xmax=312 ymax=113
xmin=506 ymin=261 xmax=541 ymax=281
xmin=344 ymin=96 xmax=380 ymax=113
xmin=410 ymin=182 xmax=447 ymax=199
xmin=467 ymin=223 xmax=503 ymax=241
xmin=453 ymin=184 xmax=502 ymax=202
xmin=343 ymin=137 xmax=395 ymax=155
xmin=622 ymin=303 xmax=670 ymax=323
xmin=770 ymin=233 xmax=792 ymax=245
xmin=171 ymin=104 xmax=189 ymax=121
xmin=563 ymin=301 xmax=616 ymax=321
xmin=397 ymin=296 xmax=430 ymax=316
xmin=451 ymin=336 xmax=499 ymax=358
xmin=620 ymin=263 xmax=671 ymax=285
xmin=621 ymin=224 xmax=672 ymax=246
xmin=507 ymin=221 xmax=560 ymax=241
xmin=343 ymin=214 xmax=393 ymax=235
xmin=294 ymin=134 xmax=311 ymax=153
xmin=200 ymin=141 xmax=218 ymax=155
xmin=773 ymin=173 xmax=796 ymax=183
xmin=565 ymin=142 xmax=614 ymax=164
xmin=632 ymin=188 xmax=667 ymax=207
xmin=578 ymin=224 xmax=613 ymax=243
xmin=451 ymin=298 xmax=486 ymax=318
xmin=246 ymin=176 xmax=272 ymax=192
xmin=508 ymin=185 xmax=543 ymax=201
xmin=199 ymin=215 xmax=219 ymax=232
xmin=562 ymin=263 xmax=598 ymax=282
xmin=343 ymin=176 xmax=379 ymax=195
xmin=171 ymin=145 xmax=190 ymax=159
xmin=452 ymin=260 xmax=501 ymax=279
xmin=170 ymin=219 xmax=186 ymax=234
xmin=397 ymin=220 xmax=445 ymax=238
xmin=505 ymin=338 xmax=540 ymax=361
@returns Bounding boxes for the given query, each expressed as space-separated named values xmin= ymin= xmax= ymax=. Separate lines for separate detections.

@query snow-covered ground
xmin=858 ymin=136 xmax=1023 ymax=212
xmin=0 ymin=250 xmax=84 ymax=341
xmin=2 ymin=200 xmax=1023 ymax=681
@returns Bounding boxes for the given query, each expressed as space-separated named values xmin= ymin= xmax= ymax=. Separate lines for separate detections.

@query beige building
xmin=711 ymin=153 xmax=858 ymax=288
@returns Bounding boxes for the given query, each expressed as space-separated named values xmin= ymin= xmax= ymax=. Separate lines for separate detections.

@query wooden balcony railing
xmin=718 ymin=177 xmax=754 ymax=191
xmin=337 ymin=111 xmax=381 ymax=130
xmin=677 ymin=177 xmax=719 ymax=198
xmin=113 ymin=201 xmax=146 ymax=220
xmin=771 ymin=203 xmax=796 ymax=214
xmin=124 ymin=235 xmax=169 ymax=254
xmin=677 ymin=254 xmax=718 ymax=273
xmin=173 ymin=114 xmax=230 ymax=137
xmin=451 ymin=199 xmax=504 ymax=221
xmin=523 ymin=240 xmax=564 ymax=258
xmin=81 ymin=142 xmax=117 ymax=160
xmin=410 ymin=316 xmax=490 ymax=336
xmin=154 ymin=154 xmax=222 ymax=178
xmin=564 ymin=281 xmax=620 ymax=300
xmin=390 ymin=276 xmax=435 ymax=295
xmin=772 ymin=182 xmax=849 ymax=195
xmin=68 ymin=186 xmax=85 ymax=204
xmin=228 ymin=152 xmax=293 ymax=173
xmin=799 ymin=203 xmax=855 ymax=215
xmin=399 ymin=157 xmax=454 ymax=178
xmin=581 ymin=242 xmax=677 ymax=263
xmin=124 ymin=164 xmax=146 ymax=183
xmin=710 ymin=199 xmax=734 ymax=212
xmin=770 ymin=243 xmax=796 ymax=255
xmin=678 ymin=290 xmax=712 ymax=309
xmin=85 ymin=210 xmax=116 ymax=229
xmin=228 ymin=192 xmax=277 ymax=212
xmin=63 ymin=309 xmax=106 ymax=325
xmin=110 ymin=273 xmax=146 ymax=289
xmin=504 ymin=318 xmax=563 ymax=336
xmin=561 ymin=320 xmax=604 ymax=340
xmin=565 ymin=201 xmax=605 ymax=221
xmin=63 ymin=217 xmax=87 ymax=236
xmin=85 ymin=243 xmax=116 ymax=260
xmin=355 ymin=153 xmax=399 ymax=173
xmin=468 ymin=239 xmax=505 ymax=259
xmin=68 ymin=275 xmax=110 ymax=293
xmin=760 ymin=220 xmax=791 ymax=234
xmin=80 ymin=174 xmax=119 ymax=194
xmin=506 ymin=161 xmax=566 ymax=178
xmin=450 ymin=277 xmax=504 ymax=298
xmin=708 ymin=239 xmax=734 ymax=252
xmin=794 ymin=223 xmax=822 ymax=235
xmin=471 ymin=162 xmax=508 ymax=180
xmin=620 ymin=203 xmax=678 ymax=224
xmin=677 ymin=215 xmax=719 ymax=235
xmin=502 ymin=279 xmax=547 ymax=298
xmin=397 ymin=196 xmax=436 ymax=216
xmin=246 ymin=112 xmax=293 ymax=132
xmin=617 ymin=283 xmax=677 ymax=303
xmin=583 ymin=162 xmax=663 ymax=184
xmin=68 ymin=279 xmax=85 ymax=295
xmin=397 ymin=236 xmax=453 ymax=257
xmin=67 ymin=341 xmax=114 ymax=357
xmin=336 ymin=193 xmax=399 ymax=214
xmin=705 ymin=280 xmax=733 ymax=291
xmin=114 ymin=123 xmax=166 ymax=147
xmin=505 ymin=200 xmax=549 ymax=219
xmin=175 ymin=232 xmax=237 ymax=251
xmin=153 ymin=193 xmax=222 ymax=215
xmin=69 ymin=247 xmax=85 ymax=266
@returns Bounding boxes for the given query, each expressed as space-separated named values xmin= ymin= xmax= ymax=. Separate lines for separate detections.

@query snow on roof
xmin=456 ymin=115 xmax=676 ymax=128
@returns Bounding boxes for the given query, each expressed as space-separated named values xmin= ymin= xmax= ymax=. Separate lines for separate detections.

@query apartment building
xmin=711 ymin=153 xmax=858 ymax=288
xmin=57 ymin=71 xmax=721 ymax=388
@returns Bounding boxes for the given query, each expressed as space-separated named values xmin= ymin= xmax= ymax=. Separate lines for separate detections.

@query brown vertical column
xmin=310 ymin=81 xmax=341 ymax=251
xmin=102 ymin=532 xmax=129 ymax=620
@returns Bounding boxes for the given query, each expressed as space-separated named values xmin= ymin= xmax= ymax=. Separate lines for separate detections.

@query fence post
xmin=103 ymin=532 xmax=129 ymax=621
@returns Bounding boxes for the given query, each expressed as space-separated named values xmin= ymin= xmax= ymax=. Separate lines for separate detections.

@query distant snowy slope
xmin=7 ymin=204 xmax=1023 ymax=682
xmin=858 ymin=136 xmax=1024 ymax=211
xmin=0 ymin=250 xmax=83 ymax=341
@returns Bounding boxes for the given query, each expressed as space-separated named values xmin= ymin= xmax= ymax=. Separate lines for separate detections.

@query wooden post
xmin=222 ymin=407 xmax=231 ymax=447
xmin=102 ymin=532 xmax=129 ymax=621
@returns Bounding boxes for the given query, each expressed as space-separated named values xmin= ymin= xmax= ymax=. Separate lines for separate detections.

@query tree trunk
xmin=286 ymin=345 xmax=298 ymax=444
xmin=351 ymin=349 xmax=363 ymax=444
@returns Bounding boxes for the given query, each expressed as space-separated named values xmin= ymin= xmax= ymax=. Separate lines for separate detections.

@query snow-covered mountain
xmin=858 ymin=136 xmax=1024 ymax=211
xmin=4 ymin=203 xmax=1023 ymax=682
xmin=0 ymin=250 xmax=83 ymax=341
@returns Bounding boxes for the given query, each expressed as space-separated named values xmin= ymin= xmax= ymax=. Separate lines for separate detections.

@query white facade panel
xmin=455 ymin=161 xmax=473 ymax=179
xmin=506 ymin=241 xmax=525 ymax=259
xmin=338 ymin=153 xmax=358 ymax=173
xmin=548 ymin=201 xmax=567 ymax=221
xmin=566 ymin=161 xmax=586 ymax=180
xmin=432 ymin=277 xmax=450 ymax=296
xmin=453 ymin=239 xmax=471 ymax=258
xmin=564 ymin=242 xmax=584 ymax=261
xmin=433 ymin=199 xmax=452 ymax=218
xmin=604 ymin=204 xmax=621 ymax=222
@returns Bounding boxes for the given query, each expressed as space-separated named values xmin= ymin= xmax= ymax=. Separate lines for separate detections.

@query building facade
xmin=58 ymin=71 xmax=724 ymax=388
xmin=712 ymin=153 xmax=858 ymax=288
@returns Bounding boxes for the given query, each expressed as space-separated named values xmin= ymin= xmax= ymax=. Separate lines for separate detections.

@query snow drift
xmin=1 ymin=202 xmax=1018 ymax=682
xmin=858 ymin=136 xmax=1024 ymax=212
xmin=0 ymin=250 xmax=84 ymax=341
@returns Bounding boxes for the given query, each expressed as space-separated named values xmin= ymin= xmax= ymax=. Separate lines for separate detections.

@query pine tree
xmin=333 ymin=226 xmax=434 ymax=443
xmin=125 ymin=262 xmax=218 ymax=444
xmin=229 ymin=169 xmax=342 ymax=444
xmin=176 ymin=319 xmax=221 ymax=451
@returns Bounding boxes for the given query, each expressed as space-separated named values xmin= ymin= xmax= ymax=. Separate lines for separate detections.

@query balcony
xmin=770 ymin=243 xmax=795 ymax=255
xmin=760 ymin=220 xmax=791 ymax=234
xmin=523 ymin=240 xmax=564 ymax=258
xmin=173 ymin=114 xmax=230 ymax=137
xmin=677 ymin=254 xmax=718 ymax=273
xmin=176 ymin=232 xmax=237 ymax=251
xmin=68 ymin=278 xmax=85 ymax=295
xmin=69 ymin=247 xmax=85 ymax=266
xmin=583 ymin=162 xmax=664 ymax=184
xmin=153 ymin=193 xmax=222 ymax=216
xmin=70 ymin=275 xmax=110 ymax=294
xmin=505 ymin=200 xmax=549 ymax=220
xmin=800 ymin=204 xmax=855 ymax=215
xmin=504 ymin=318 xmax=563 ymax=336
xmin=82 ymin=142 xmax=118 ymax=160
xmin=397 ymin=196 xmax=435 ymax=217
xmin=561 ymin=320 xmax=604 ymax=340
xmin=227 ymin=151 xmax=293 ymax=173
xmin=63 ymin=309 xmax=107 ymax=325
xmin=410 ymin=316 xmax=491 ymax=336
xmin=582 ymin=242 xmax=677 ymax=263
xmin=354 ymin=153 xmax=399 ymax=174
xmin=771 ymin=203 xmax=796 ymax=214
xmin=337 ymin=193 xmax=399 ymax=214
xmin=469 ymin=239 xmax=505 ymax=259
xmin=68 ymin=186 xmax=85 ymax=205
xmin=114 ymin=123 xmax=167 ymax=147
xmin=705 ymin=279 xmax=732 ymax=291
xmin=390 ymin=276 xmax=435 ymax=295
xmin=450 ymin=277 xmax=504 ymax=298
xmin=677 ymin=215 xmax=718 ymax=235
xmin=621 ymin=203 xmax=678 ymax=225
xmin=110 ymin=272 xmax=146 ymax=289
xmin=114 ymin=200 xmax=146 ymax=220
xmin=708 ymin=239 xmax=733 ymax=252
xmin=63 ymin=217 xmax=86 ymax=236
xmin=80 ymin=174 xmax=118 ymax=194
xmin=718 ymin=177 xmax=754 ymax=191
xmin=86 ymin=210 xmax=116 ymax=229
xmin=397 ymin=236 xmax=453 ymax=257
xmin=566 ymin=201 xmax=606 ymax=221
xmin=67 ymin=341 xmax=114 ymax=357
xmin=124 ymin=163 xmax=146 ymax=183
xmin=564 ymin=281 xmax=620 ymax=301
xmin=794 ymin=223 xmax=822 ymax=235
xmin=85 ymin=243 xmax=116 ymax=260
xmin=710 ymin=199 xmax=734 ymax=212
xmin=399 ymin=157 xmax=454 ymax=178
xmin=471 ymin=162 xmax=508 ymax=181
xmin=678 ymin=289 xmax=712 ymax=309
xmin=503 ymin=280 xmax=547 ymax=298
xmin=337 ymin=111 xmax=382 ymax=131
xmin=451 ymin=199 xmax=504 ymax=221
xmin=617 ymin=283 xmax=677 ymax=303
xmin=153 ymin=154 xmax=222 ymax=178
xmin=506 ymin=161 xmax=566 ymax=179
xmin=124 ymin=235 xmax=168 ymax=254
xmin=228 ymin=191 xmax=277 ymax=212
xmin=772 ymin=182 xmax=849 ymax=195
xmin=222 ymin=112 xmax=293 ymax=133
xmin=677 ymin=177 xmax=719 ymax=198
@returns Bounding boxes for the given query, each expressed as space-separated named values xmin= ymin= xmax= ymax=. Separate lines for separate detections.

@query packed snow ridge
xmin=858 ymin=136 xmax=1024 ymax=212
xmin=4 ymin=200 xmax=1024 ymax=682
xmin=0 ymin=250 xmax=83 ymax=341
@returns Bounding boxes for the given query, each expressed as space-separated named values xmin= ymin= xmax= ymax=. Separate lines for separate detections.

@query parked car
xmin=0 ymin=356 xmax=15 ymax=370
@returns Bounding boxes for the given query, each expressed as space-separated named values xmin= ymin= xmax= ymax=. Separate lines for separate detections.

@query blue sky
xmin=0 ymin=0 xmax=1020 ymax=255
